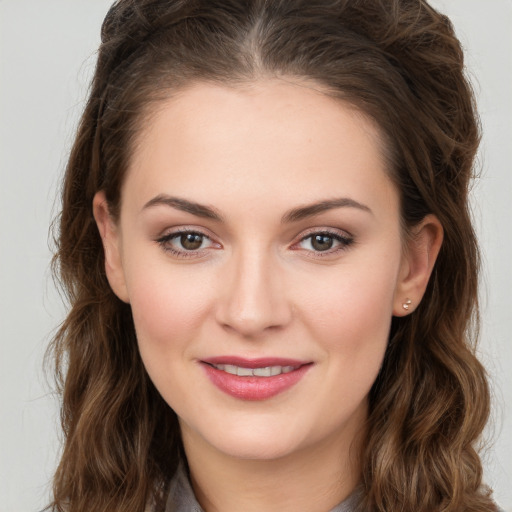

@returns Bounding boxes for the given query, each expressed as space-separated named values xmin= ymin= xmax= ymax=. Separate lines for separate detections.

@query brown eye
xmin=180 ymin=233 xmax=204 ymax=250
xmin=295 ymin=231 xmax=354 ymax=255
xmin=311 ymin=234 xmax=334 ymax=251
xmin=157 ymin=230 xmax=218 ymax=258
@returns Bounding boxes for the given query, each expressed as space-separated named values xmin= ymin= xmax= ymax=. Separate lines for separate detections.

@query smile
xmin=201 ymin=357 xmax=312 ymax=401
xmin=209 ymin=364 xmax=297 ymax=377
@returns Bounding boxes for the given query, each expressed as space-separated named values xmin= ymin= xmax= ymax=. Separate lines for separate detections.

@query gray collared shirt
xmin=165 ymin=465 xmax=361 ymax=512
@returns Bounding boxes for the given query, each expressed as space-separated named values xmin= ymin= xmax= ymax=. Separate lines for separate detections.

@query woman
xmin=47 ymin=0 xmax=499 ymax=510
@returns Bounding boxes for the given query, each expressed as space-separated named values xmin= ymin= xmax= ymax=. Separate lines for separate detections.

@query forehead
xmin=123 ymin=79 xmax=397 ymax=215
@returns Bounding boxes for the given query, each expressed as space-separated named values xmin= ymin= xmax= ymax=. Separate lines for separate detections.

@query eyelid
xmin=296 ymin=226 xmax=354 ymax=240
xmin=291 ymin=227 xmax=355 ymax=255
xmin=156 ymin=226 xmax=222 ymax=258
xmin=155 ymin=225 xmax=354 ymax=259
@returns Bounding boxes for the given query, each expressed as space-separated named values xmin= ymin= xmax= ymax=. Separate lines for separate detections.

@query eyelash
xmin=156 ymin=228 xmax=354 ymax=259
xmin=294 ymin=229 xmax=354 ymax=257
xmin=156 ymin=228 xmax=217 ymax=258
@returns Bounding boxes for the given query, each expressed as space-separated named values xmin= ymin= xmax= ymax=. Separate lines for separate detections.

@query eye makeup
xmin=155 ymin=225 xmax=355 ymax=260
xmin=156 ymin=227 xmax=220 ymax=259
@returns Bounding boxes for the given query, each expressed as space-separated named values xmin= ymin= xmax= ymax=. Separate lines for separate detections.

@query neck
xmin=180 ymin=420 xmax=364 ymax=512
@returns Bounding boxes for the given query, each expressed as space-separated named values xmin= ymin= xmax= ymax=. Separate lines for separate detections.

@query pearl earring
xmin=402 ymin=299 xmax=412 ymax=311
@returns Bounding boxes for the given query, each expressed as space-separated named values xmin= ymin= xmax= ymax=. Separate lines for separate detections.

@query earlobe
xmin=393 ymin=214 xmax=443 ymax=316
xmin=92 ymin=191 xmax=130 ymax=303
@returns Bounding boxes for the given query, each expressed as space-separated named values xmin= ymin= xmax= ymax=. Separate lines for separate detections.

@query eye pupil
xmin=311 ymin=234 xmax=333 ymax=251
xmin=181 ymin=233 xmax=203 ymax=250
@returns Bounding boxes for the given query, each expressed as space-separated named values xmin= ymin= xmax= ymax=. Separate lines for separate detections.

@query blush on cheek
xmin=305 ymin=276 xmax=394 ymax=328
xmin=129 ymin=275 xmax=210 ymax=350
xmin=297 ymin=270 xmax=395 ymax=393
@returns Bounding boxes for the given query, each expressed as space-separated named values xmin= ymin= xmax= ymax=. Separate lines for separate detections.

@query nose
xmin=215 ymin=246 xmax=293 ymax=338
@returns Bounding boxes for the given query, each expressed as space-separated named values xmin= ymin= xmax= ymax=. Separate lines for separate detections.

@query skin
xmin=94 ymin=80 xmax=443 ymax=512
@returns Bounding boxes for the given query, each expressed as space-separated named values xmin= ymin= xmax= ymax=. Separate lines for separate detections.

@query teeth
xmin=253 ymin=367 xmax=272 ymax=377
xmin=224 ymin=364 xmax=237 ymax=375
xmin=237 ymin=367 xmax=253 ymax=377
xmin=213 ymin=364 xmax=297 ymax=377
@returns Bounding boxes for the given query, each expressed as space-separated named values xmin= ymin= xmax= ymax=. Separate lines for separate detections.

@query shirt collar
xmin=165 ymin=463 xmax=362 ymax=512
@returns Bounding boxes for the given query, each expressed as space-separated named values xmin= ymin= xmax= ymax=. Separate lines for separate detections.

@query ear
xmin=393 ymin=214 xmax=443 ymax=316
xmin=92 ymin=191 xmax=130 ymax=303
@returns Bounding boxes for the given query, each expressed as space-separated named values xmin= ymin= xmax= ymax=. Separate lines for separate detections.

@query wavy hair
xmin=47 ymin=0 xmax=496 ymax=510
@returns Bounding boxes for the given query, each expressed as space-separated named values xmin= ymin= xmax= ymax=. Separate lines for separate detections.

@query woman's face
xmin=97 ymin=80 xmax=416 ymax=461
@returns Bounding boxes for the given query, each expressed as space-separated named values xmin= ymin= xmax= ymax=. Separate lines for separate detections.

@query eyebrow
xmin=282 ymin=198 xmax=373 ymax=223
xmin=142 ymin=194 xmax=223 ymax=221
xmin=142 ymin=194 xmax=372 ymax=223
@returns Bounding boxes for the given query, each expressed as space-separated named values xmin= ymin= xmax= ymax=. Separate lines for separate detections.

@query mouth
xmin=206 ymin=363 xmax=299 ymax=377
xmin=200 ymin=356 xmax=312 ymax=401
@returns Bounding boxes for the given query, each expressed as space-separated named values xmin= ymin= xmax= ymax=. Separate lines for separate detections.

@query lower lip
xmin=202 ymin=363 xmax=312 ymax=401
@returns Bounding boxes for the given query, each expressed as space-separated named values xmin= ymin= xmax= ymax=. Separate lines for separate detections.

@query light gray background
xmin=0 ymin=1 xmax=510 ymax=511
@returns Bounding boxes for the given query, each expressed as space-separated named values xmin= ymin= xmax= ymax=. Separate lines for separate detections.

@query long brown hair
xmin=48 ymin=1 xmax=495 ymax=510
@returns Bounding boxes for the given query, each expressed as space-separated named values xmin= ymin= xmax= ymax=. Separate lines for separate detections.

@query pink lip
xmin=200 ymin=356 xmax=312 ymax=401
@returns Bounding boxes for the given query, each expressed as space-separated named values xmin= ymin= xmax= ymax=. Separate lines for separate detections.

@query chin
xmin=212 ymin=434 xmax=302 ymax=461
xmin=190 ymin=418 xmax=311 ymax=461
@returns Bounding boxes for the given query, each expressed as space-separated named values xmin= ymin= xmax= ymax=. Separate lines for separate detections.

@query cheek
xmin=125 ymin=260 xmax=213 ymax=355
xmin=297 ymin=251 xmax=400 ymax=367
xmin=124 ymin=262 xmax=218 ymax=412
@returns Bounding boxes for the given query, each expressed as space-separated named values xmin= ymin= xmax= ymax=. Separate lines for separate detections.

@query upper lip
xmin=201 ymin=356 xmax=310 ymax=369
